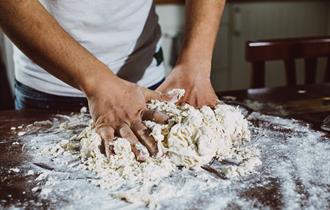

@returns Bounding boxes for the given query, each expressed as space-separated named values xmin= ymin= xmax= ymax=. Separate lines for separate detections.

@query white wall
xmin=156 ymin=1 xmax=330 ymax=91
xmin=156 ymin=4 xmax=232 ymax=91
xmin=229 ymin=1 xmax=329 ymax=90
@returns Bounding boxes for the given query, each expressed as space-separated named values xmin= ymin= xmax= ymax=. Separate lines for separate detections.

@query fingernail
xmin=136 ymin=143 xmax=149 ymax=159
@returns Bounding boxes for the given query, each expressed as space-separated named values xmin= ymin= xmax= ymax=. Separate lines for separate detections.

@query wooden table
xmin=0 ymin=83 xmax=329 ymax=208
xmin=1 ymin=83 xmax=329 ymax=130
xmin=219 ymin=83 xmax=330 ymax=133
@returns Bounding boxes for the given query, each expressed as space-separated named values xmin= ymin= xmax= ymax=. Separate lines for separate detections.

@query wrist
xmin=176 ymin=49 xmax=212 ymax=75
xmin=174 ymin=59 xmax=212 ymax=78
xmin=79 ymin=66 xmax=119 ymax=98
xmin=178 ymin=43 xmax=212 ymax=64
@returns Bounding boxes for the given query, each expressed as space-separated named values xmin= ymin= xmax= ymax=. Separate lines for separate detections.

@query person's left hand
xmin=156 ymin=63 xmax=218 ymax=108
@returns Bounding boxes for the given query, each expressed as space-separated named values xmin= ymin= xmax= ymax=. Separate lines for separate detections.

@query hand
xmin=87 ymin=74 xmax=169 ymax=161
xmin=157 ymin=63 xmax=218 ymax=108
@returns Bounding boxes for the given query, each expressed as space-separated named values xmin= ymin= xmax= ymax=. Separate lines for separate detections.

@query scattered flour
xmin=9 ymin=167 xmax=20 ymax=173
xmin=53 ymin=89 xmax=261 ymax=207
xmin=17 ymin=131 xmax=27 ymax=136
xmin=7 ymin=100 xmax=330 ymax=210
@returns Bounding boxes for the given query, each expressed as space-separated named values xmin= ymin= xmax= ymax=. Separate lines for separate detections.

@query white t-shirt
xmin=13 ymin=0 xmax=165 ymax=97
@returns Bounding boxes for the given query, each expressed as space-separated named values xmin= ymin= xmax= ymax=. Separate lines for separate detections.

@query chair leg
xmin=284 ymin=60 xmax=296 ymax=86
xmin=326 ymin=56 xmax=330 ymax=83
xmin=251 ymin=61 xmax=265 ymax=88
xmin=305 ymin=58 xmax=317 ymax=84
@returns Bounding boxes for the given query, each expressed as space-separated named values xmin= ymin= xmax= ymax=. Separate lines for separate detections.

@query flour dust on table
xmin=8 ymin=90 xmax=330 ymax=209
xmin=41 ymin=89 xmax=260 ymax=207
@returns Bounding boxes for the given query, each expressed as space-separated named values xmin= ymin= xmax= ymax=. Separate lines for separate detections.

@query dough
xmin=62 ymin=89 xmax=261 ymax=206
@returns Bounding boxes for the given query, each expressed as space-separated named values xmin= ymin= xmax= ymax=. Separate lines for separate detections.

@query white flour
xmin=7 ymin=102 xmax=330 ymax=210
xmin=48 ymin=90 xmax=261 ymax=207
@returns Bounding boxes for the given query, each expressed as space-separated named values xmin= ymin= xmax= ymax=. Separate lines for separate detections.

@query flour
xmin=52 ymin=89 xmax=261 ymax=207
xmin=9 ymin=97 xmax=330 ymax=209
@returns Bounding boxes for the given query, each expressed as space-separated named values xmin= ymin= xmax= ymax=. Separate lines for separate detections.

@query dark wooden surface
xmin=246 ymin=36 xmax=330 ymax=88
xmin=0 ymin=83 xmax=329 ymax=208
xmin=220 ymin=83 xmax=330 ymax=133
xmin=1 ymin=83 xmax=329 ymax=133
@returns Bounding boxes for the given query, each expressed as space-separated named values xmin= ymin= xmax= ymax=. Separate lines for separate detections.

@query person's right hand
xmin=86 ymin=74 xmax=169 ymax=162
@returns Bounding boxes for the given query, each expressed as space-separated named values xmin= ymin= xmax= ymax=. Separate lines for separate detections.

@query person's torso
xmin=14 ymin=0 xmax=165 ymax=97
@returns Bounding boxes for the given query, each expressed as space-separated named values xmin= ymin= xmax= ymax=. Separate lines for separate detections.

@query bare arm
xmin=158 ymin=0 xmax=225 ymax=107
xmin=0 ymin=0 xmax=112 ymax=95
xmin=179 ymin=0 xmax=225 ymax=74
xmin=0 ymin=0 xmax=167 ymax=159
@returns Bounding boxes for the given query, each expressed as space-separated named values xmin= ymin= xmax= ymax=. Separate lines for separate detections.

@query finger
xmin=194 ymin=95 xmax=203 ymax=109
xmin=198 ymin=95 xmax=218 ymax=108
xmin=142 ymin=110 xmax=169 ymax=124
xmin=96 ymin=126 xmax=115 ymax=158
xmin=167 ymin=89 xmax=187 ymax=104
xmin=156 ymin=86 xmax=187 ymax=104
xmin=174 ymin=89 xmax=189 ymax=105
xmin=118 ymin=124 xmax=139 ymax=144
xmin=208 ymin=98 xmax=218 ymax=108
xmin=141 ymin=87 xmax=171 ymax=102
xmin=131 ymin=121 xmax=158 ymax=156
xmin=118 ymin=124 xmax=146 ymax=162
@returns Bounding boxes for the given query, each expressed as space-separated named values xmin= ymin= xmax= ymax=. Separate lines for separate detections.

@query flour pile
xmin=56 ymin=89 xmax=261 ymax=206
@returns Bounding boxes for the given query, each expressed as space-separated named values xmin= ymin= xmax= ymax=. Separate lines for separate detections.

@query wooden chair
xmin=246 ymin=36 xmax=330 ymax=88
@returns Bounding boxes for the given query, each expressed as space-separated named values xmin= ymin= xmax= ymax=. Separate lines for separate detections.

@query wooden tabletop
xmin=219 ymin=83 xmax=330 ymax=132
xmin=0 ymin=83 xmax=329 ymax=208
xmin=1 ymin=83 xmax=329 ymax=132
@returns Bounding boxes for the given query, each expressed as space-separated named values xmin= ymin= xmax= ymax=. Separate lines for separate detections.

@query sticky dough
xmin=68 ymin=89 xmax=260 ymax=204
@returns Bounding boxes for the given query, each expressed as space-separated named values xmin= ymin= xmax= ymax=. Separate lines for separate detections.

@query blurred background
xmin=155 ymin=0 xmax=329 ymax=91
xmin=1 ymin=0 xmax=329 ymax=108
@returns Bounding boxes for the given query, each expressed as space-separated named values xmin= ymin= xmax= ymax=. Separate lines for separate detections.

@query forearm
xmin=0 ymin=0 xmax=115 ymax=96
xmin=178 ymin=0 xmax=225 ymax=74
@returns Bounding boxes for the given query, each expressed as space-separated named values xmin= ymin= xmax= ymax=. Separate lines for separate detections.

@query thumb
xmin=141 ymin=87 xmax=171 ymax=102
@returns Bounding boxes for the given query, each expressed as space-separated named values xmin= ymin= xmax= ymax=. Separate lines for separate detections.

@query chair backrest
xmin=246 ymin=36 xmax=330 ymax=88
